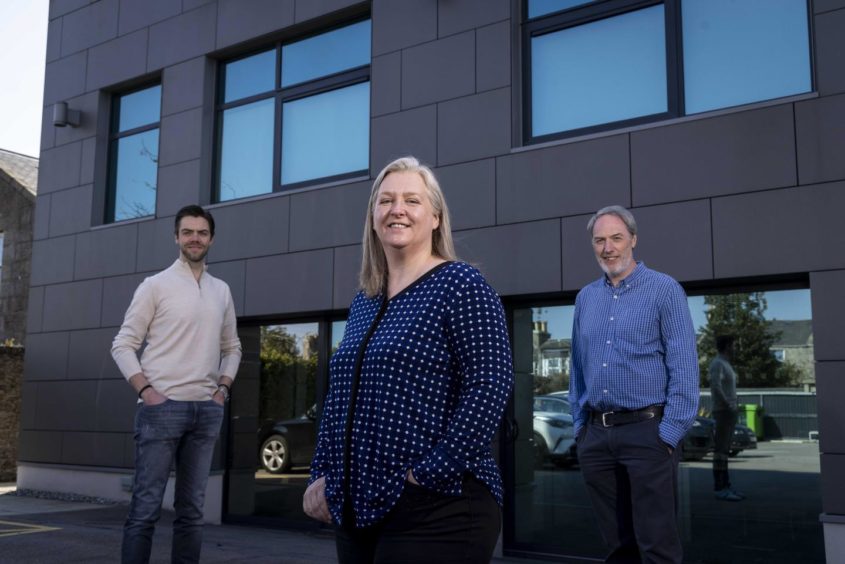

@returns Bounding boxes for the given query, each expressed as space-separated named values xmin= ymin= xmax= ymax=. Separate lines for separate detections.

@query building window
xmin=106 ymin=84 xmax=161 ymax=222
xmin=216 ymin=19 xmax=370 ymax=203
xmin=524 ymin=0 xmax=811 ymax=142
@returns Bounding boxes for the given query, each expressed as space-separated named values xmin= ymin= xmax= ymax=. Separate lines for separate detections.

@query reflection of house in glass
xmin=533 ymin=321 xmax=571 ymax=378
xmin=769 ymin=319 xmax=815 ymax=390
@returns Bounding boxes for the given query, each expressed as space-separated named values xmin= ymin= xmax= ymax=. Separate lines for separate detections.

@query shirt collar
xmin=174 ymin=256 xmax=208 ymax=276
xmin=603 ymin=261 xmax=645 ymax=289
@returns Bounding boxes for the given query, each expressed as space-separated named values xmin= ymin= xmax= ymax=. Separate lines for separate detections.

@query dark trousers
xmin=577 ymin=416 xmax=682 ymax=564
xmin=335 ymin=476 xmax=501 ymax=564
xmin=712 ymin=409 xmax=738 ymax=491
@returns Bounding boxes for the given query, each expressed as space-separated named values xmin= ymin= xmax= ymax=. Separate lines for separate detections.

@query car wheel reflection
xmin=261 ymin=434 xmax=291 ymax=473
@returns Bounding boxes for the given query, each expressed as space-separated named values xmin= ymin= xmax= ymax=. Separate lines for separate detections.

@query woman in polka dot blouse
xmin=303 ymin=156 xmax=514 ymax=562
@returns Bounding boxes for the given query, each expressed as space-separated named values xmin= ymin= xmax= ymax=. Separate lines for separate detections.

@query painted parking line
xmin=0 ymin=520 xmax=61 ymax=538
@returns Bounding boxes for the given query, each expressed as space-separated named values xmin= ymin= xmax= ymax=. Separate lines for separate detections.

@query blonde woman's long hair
xmin=359 ymin=156 xmax=458 ymax=297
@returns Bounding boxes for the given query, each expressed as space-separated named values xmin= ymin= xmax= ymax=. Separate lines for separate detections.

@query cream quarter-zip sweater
xmin=111 ymin=258 xmax=242 ymax=401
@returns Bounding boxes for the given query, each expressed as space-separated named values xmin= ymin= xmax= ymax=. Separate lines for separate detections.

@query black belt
xmin=590 ymin=405 xmax=664 ymax=427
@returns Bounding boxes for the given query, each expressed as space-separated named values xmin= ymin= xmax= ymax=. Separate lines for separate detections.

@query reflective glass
xmin=223 ymin=49 xmax=276 ymax=103
xmin=528 ymin=0 xmax=595 ymax=18
xmin=683 ymin=0 xmax=811 ymax=114
xmin=111 ymin=129 xmax=159 ymax=221
xmin=218 ymin=98 xmax=275 ymax=201
xmin=118 ymin=85 xmax=161 ymax=132
xmin=281 ymin=82 xmax=369 ymax=185
xmin=281 ymin=20 xmax=371 ymax=87
xmin=531 ymin=5 xmax=666 ymax=136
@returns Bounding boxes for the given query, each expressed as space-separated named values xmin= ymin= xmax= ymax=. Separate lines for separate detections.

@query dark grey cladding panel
xmin=118 ymin=0 xmax=181 ymax=35
xmin=496 ymin=135 xmax=630 ymax=224
xmin=208 ymin=260 xmax=246 ymax=317
xmin=625 ymin=200 xmax=713 ymax=283
xmin=401 ymin=32 xmax=475 ymax=109
xmin=162 ymin=58 xmax=207 ymax=117
xmin=712 ymin=182 xmax=845 ymax=278
xmin=184 ymin=0 xmax=216 ymax=9
xmin=80 ymin=138 xmax=96 ymax=186
xmin=371 ymin=52 xmax=401 ymax=117
xmin=148 ymin=4 xmax=216 ymax=71
xmin=46 ymin=18 xmax=62 ymax=62
xmin=796 ymin=94 xmax=845 ymax=185
xmin=810 ymin=271 xmax=845 ymax=361
xmin=245 ymin=249 xmax=334 ymax=316
xmin=17 ymin=431 xmax=62 ymax=463
xmin=333 ymin=245 xmax=361 ymax=309
xmin=96 ymin=380 xmax=137 ymax=432
xmin=561 ymin=213 xmax=600 ymax=292
xmin=33 ymin=195 xmax=50 ymax=240
xmin=101 ymin=272 xmax=148 ymax=328
xmin=438 ymin=0 xmax=510 ymax=36
xmin=44 ymin=52 xmax=87 ymax=106
xmin=816 ymin=362 xmax=845 ymax=453
xmin=206 ymin=196 xmax=290 ymax=262
xmin=477 ymin=21 xmax=510 ymax=93
xmin=815 ymin=0 xmax=845 ymax=13
xmin=159 ymin=108 xmax=204 ymax=167
xmin=21 ymin=383 xmax=37 ymax=429
xmin=216 ymin=0 xmax=295 ymax=50
xmin=454 ymin=220 xmax=562 ymax=296
xmin=41 ymin=105 xmax=56 ymax=151
xmin=372 ymin=0 xmax=436 ymax=56
xmin=290 ymin=181 xmax=370 ymax=251
xmin=50 ymin=0 xmax=89 ymax=19
xmin=24 ymin=332 xmax=70 ymax=381
xmin=631 ymin=105 xmax=796 ymax=206
xmin=42 ymin=279 xmax=103 ymax=332
xmin=36 ymin=381 xmax=98 ymax=431
xmin=157 ymin=159 xmax=202 ymax=217
xmin=55 ymin=91 xmax=99 ymax=147
xmin=38 ymin=141 xmax=82 ymax=194
xmin=68 ymin=328 xmax=123 ymax=381
xmin=295 ymin=0 xmax=364 ymax=23
xmin=434 ymin=159 xmax=496 ymax=231
xmin=816 ymin=10 xmax=845 ymax=95
xmin=821 ymin=453 xmax=845 ymax=514
xmin=62 ymin=431 xmax=128 ymax=466
xmin=31 ymin=236 xmax=76 ymax=286
xmin=60 ymin=0 xmax=118 ymax=56
xmin=86 ymin=29 xmax=148 ymax=92
xmin=438 ymin=88 xmax=511 ymax=166
xmin=75 ymin=223 xmax=138 ymax=280
xmin=137 ymin=217 xmax=179 ymax=273
xmin=371 ymin=105 xmax=437 ymax=175
xmin=27 ymin=287 xmax=44 ymax=334
xmin=50 ymin=185 xmax=93 ymax=237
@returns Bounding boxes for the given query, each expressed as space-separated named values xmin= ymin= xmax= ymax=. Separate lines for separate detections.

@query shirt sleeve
xmin=657 ymin=282 xmax=700 ymax=447
xmin=709 ymin=358 xmax=727 ymax=407
xmin=308 ymin=386 xmax=335 ymax=485
xmin=410 ymin=271 xmax=514 ymax=494
xmin=218 ymin=286 xmax=242 ymax=379
xmin=111 ymin=278 xmax=155 ymax=380
xmin=568 ymin=295 xmax=587 ymax=436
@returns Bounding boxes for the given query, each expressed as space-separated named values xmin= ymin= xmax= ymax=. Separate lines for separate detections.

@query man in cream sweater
xmin=112 ymin=205 xmax=241 ymax=564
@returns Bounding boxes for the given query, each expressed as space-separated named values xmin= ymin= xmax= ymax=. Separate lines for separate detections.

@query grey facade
xmin=22 ymin=0 xmax=845 ymax=561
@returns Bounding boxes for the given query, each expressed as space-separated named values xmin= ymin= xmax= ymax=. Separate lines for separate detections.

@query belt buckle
xmin=601 ymin=411 xmax=614 ymax=427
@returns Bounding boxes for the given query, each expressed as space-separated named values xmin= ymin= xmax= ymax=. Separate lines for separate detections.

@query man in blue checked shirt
xmin=570 ymin=205 xmax=698 ymax=564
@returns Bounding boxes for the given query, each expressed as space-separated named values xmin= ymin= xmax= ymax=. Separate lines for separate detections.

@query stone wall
xmin=0 ymin=346 xmax=23 ymax=481
xmin=0 ymin=171 xmax=34 ymax=345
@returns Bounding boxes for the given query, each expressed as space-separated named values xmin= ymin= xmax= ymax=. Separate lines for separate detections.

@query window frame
xmin=213 ymin=17 xmax=371 ymax=203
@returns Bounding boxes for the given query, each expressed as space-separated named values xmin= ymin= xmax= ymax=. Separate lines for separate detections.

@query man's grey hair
xmin=586 ymin=205 xmax=637 ymax=237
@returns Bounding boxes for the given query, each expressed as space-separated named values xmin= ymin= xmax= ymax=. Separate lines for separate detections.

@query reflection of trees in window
xmin=119 ymin=136 xmax=158 ymax=218
xmin=259 ymin=326 xmax=317 ymax=423
xmin=697 ymin=293 xmax=805 ymax=388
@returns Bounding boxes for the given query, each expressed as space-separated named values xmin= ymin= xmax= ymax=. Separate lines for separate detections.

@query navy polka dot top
xmin=309 ymin=261 xmax=514 ymax=527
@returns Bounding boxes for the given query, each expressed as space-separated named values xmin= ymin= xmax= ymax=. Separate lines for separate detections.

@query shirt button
xmin=613 ymin=295 xmax=618 ymax=299
xmin=603 ymin=389 xmax=608 ymax=393
xmin=602 ymin=363 xmax=607 ymax=367
xmin=610 ymin=317 xmax=614 ymax=321
xmin=606 ymin=340 xmax=611 ymax=344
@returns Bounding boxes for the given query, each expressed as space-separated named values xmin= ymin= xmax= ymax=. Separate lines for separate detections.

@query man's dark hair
xmin=175 ymin=205 xmax=215 ymax=238
xmin=715 ymin=335 xmax=735 ymax=354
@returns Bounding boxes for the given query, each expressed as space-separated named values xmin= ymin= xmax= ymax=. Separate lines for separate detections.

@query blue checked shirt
xmin=569 ymin=262 xmax=699 ymax=447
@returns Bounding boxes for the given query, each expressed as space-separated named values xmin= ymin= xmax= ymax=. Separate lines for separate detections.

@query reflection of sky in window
xmin=119 ymin=85 xmax=161 ymax=132
xmin=113 ymin=130 xmax=158 ymax=221
xmin=223 ymin=49 xmax=275 ymax=103
xmin=218 ymin=98 xmax=274 ymax=201
xmin=683 ymin=0 xmax=811 ymax=114
xmin=281 ymin=82 xmax=369 ymax=185
xmin=331 ymin=320 xmax=347 ymax=351
xmin=281 ymin=20 xmax=371 ymax=87
xmin=531 ymin=5 xmax=666 ymax=136
xmin=528 ymin=0 xmax=594 ymax=18
xmin=268 ymin=322 xmax=319 ymax=356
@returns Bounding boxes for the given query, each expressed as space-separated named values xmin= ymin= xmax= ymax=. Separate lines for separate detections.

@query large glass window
xmin=107 ymin=84 xmax=161 ymax=222
xmin=524 ymin=0 xmax=812 ymax=142
xmin=215 ymin=19 xmax=371 ymax=202
xmin=506 ymin=288 xmax=822 ymax=562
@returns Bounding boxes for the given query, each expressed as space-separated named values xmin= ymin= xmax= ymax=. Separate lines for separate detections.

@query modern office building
xmin=22 ymin=1 xmax=845 ymax=561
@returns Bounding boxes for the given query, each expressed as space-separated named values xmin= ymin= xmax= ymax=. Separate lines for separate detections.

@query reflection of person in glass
xmin=569 ymin=205 xmax=698 ymax=564
xmin=710 ymin=335 xmax=744 ymax=502
xmin=303 ymin=157 xmax=514 ymax=562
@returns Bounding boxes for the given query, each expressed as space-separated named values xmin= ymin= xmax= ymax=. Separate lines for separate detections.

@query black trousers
xmin=577 ymin=416 xmax=683 ymax=564
xmin=334 ymin=476 xmax=501 ymax=564
xmin=712 ymin=409 xmax=738 ymax=491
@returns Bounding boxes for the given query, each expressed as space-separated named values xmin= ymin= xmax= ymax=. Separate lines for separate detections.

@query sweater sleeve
xmin=111 ymin=278 xmax=155 ymax=380
xmin=218 ymin=285 xmax=242 ymax=379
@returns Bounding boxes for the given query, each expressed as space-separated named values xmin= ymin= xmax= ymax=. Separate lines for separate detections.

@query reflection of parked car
xmin=258 ymin=405 xmax=317 ymax=473
xmin=533 ymin=395 xmax=576 ymax=468
xmin=695 ymin=417 xmax=758 ymax=457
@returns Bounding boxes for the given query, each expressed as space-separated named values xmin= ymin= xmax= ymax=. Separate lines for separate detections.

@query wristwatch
xmin=215 ymin=384 xmax=230 ymax=401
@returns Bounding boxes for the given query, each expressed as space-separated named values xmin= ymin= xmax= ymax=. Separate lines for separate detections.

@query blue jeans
xmin=122 ymin=400 xmax=224 ymax=564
